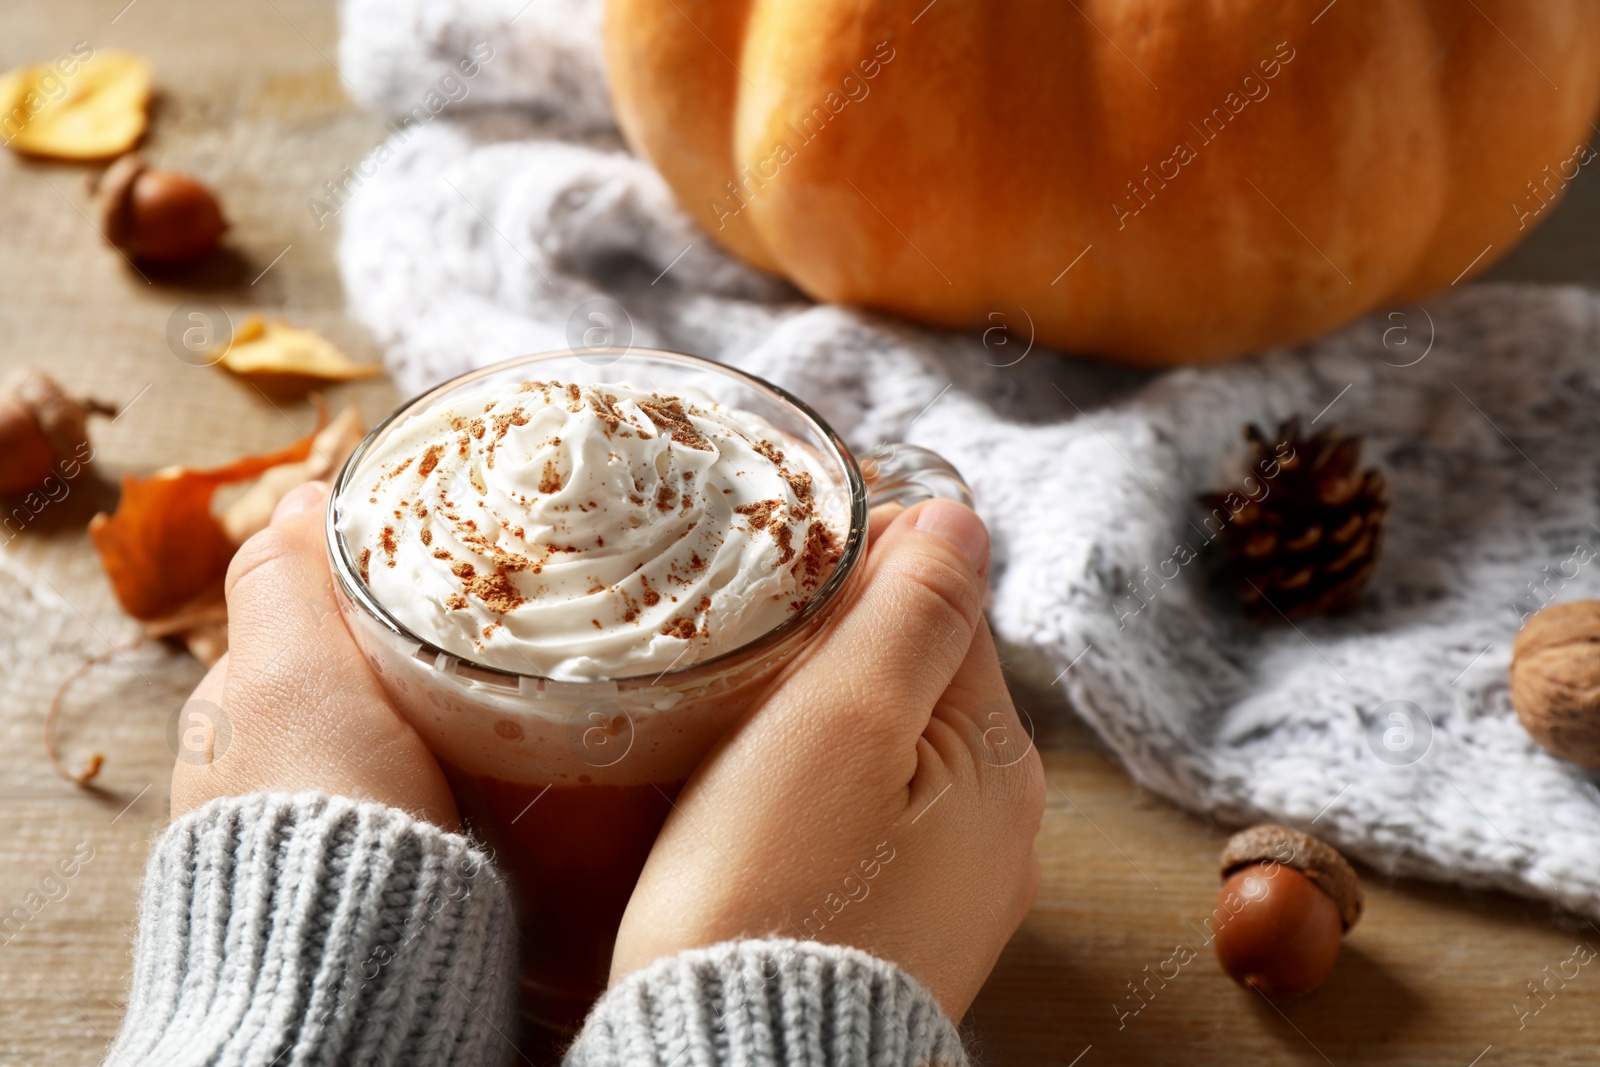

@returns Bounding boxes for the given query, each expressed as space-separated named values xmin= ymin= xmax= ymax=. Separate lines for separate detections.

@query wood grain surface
xmin=3 ymin=3 xmax=1599 ymax=1065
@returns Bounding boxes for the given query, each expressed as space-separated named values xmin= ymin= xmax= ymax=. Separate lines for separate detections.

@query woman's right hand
xmin=611 ymin=499 xmax=1046 ymax=1021
xmin=169 ymin=481 xmax=460 ymax=832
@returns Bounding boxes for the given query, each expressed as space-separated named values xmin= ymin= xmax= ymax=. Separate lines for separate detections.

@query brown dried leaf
xmin=141 ymin=584 xmax=230 ymax=665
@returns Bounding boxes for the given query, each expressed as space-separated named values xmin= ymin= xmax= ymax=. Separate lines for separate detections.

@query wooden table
xmin=3 ymin=3 xmax=1598 ymax=1064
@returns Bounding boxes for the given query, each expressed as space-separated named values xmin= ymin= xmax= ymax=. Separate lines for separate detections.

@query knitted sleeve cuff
xmin=106 ymin=792 xmax=517 ymax=1067
xmin=564 ymin=939 xmax=970 ymax=1067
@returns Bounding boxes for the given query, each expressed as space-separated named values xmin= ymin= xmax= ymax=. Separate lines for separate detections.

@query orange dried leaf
xmin=214 ymin=316 xmax=381 ymax=396
xmin=0 ymin=49 xmax=152 ymax=161
xmin=89 ymin=432 xmax=316 ymax=621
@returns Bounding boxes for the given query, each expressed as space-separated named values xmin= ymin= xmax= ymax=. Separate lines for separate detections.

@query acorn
xmin=1212 ymin=824 xmax=1363 ymax=996
xmin=0 ymin=367 xmax=113 ymax=495
xmin=96 ymin=154 xmax=227 ymax=266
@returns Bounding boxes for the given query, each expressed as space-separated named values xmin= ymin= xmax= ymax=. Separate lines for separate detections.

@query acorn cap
xmin=1221 ymin=823 xmax=1364 ymax=931
xmin=96 ymin=153 xmax=150 ymax=250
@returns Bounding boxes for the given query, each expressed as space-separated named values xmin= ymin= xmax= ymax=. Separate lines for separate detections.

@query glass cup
xmin=325 ymin=347 xmax=970 ymax=1034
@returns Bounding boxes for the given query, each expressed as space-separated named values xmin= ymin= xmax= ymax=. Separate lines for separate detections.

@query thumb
xmin=223 ymin=480 xmax=335 ymax=666
xmin=779 ymin=499 xmax=990 ymax=743
xmin=270 ymin=479 xmax=329 ymax=524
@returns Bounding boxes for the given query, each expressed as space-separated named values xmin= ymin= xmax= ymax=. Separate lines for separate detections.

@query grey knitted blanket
xmin=334 ymin=0 xmax=1600 ymax=917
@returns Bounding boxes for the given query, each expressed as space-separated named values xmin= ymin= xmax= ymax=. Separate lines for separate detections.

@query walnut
xmin=1510 ymin=600 xmax=1600 ymax=768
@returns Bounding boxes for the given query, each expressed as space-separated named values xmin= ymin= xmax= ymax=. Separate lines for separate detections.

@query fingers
xmin=777 ymin=500 xmax=991 ymax=752
xmin=919 ymin=619 xmax=1046 ymax=842
xmin=930 ymin=621 xmax=1030 ymax=763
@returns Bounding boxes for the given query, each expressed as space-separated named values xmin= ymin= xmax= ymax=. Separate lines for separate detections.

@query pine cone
xmin=1200 ymin=416 xmax=1387 ymax=619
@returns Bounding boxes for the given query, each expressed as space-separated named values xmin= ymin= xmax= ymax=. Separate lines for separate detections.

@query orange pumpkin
xmin=603 ymin=1 xmax=1600 ymax=364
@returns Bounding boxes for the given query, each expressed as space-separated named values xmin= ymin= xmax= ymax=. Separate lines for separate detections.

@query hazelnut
xmin=1511 ymin=601 xmax=1600 ymax=768
xmin=1212 ymin=824 xmax=1363 ymax=996
xmin=96 ymin=154 xmax=227 ymax=266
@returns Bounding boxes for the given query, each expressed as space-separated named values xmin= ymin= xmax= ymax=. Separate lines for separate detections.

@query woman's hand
xmin=611 ymin=499 xmax=1047 ymax=1022
xmin=169 ymin=481 xmax=460 ymax=830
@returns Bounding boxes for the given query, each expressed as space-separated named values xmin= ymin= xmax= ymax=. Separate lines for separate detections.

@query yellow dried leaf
xmin=219 ymin=404 xmax=367 ymax=545
xmin=0 ymin=49 xmax=152 ymax=161
xmin=214 ymin=315 xmax=382 ymax=397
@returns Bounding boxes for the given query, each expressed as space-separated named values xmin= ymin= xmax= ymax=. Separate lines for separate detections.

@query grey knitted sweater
xmin=104 ymin=793 xmax=968 ymax=1067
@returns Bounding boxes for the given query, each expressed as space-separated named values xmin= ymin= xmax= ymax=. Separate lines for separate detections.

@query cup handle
xmin=860 ymin=443 xmax=973 ymax=509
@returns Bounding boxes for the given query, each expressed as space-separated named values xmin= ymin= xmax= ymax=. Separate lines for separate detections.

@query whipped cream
xmin=337 ymin=380 xmax=847 ymax=679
